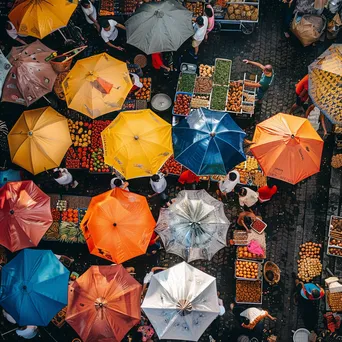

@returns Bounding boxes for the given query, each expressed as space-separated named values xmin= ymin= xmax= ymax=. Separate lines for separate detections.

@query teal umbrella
xmin=0 ymin=49 xmax=11 ymax=98
xmin=0 ymin=249 xmax=69 ymax=326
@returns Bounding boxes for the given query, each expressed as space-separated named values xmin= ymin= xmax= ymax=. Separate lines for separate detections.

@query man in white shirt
xmin=238 ymin=187 xmax=259 ymax=208
xmin=148 ymin=169 xmax=169 ymax=202
xmin=218 ymin=170 xmax=240 ymax=194
xmin=110 ymin=177 xmax=129 ymax=191
xmin=53 ymin=168 xmax=78 ymax=189
xmin=16 ymin=326 xmax=38 ymax=339
xmin=192 ymin=16 xmax=208 ymax=58
xmin=6 ymin=21 xmax=27 ymax=45
xmin=100 ymin=19 xmax=126 ymax=51
xmin=81 ymin=0 xmax=100 ymax=32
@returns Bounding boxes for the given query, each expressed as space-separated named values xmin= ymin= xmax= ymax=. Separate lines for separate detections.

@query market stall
xmin=327 ymin=215 xmax=342 ymax=258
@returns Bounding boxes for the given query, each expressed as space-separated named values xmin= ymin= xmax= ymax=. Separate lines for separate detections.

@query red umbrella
xmin=66 ymin=265 xmax=142 ymax=342
xmin=0 ymin=181 xmax=52 ymax=252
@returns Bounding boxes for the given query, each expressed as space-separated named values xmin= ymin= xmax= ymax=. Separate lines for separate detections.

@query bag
xmin=291 ymin=13 xmax=326 ymax=46
xmin=247 ymin=240 xmax=264 ymax=256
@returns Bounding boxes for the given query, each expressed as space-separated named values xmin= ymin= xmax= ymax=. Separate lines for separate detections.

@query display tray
xmin=237 ymin=246 xmax=265 ymax=260
xmin=176 ymin=73 xmax=196 ymax=93
xmin=209 ymin=85 xmax=229 ymax=112
xmin=172 ymin=92 xmax=193 ymax=117
xmin=250 ymin=218 xmax=267 ymax=234
xmin=217 ymin=2 xmax=259 ymax=23
xmin=235 ymin=259 xmax=262 ymax=281
xmin=213 ymin=58 xmax=232 ymax=86
xmin=235 ymin=279 xmax=262 ymax=304
xmin=326 ymin=289 xmax=342 ymax=312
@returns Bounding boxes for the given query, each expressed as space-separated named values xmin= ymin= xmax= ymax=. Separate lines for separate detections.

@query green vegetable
xmin=213 ymin=60 xmax=231 ymax=85
xmin=210 ymin=86 xmax=228 ymax=111
xmin=177 ymin=73 xmax=196 ymax=92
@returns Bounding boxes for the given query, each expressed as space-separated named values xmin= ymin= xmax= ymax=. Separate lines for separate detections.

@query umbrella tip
xmin=210 ymin=132 xmax=216 ymax=137
xmin=134 ymin=135 xmax=139 ymax=140
xmin=9 ymin=210 xmax=14 ymax=215
xmin=28 ymin=131 xmax=33 ymax=137
xmin=154 ymin=10 xmax=164 ymax=18
xmin=291 ymin=134 xmax=295 ymax=139
xmin=113 ymin=223 xmax=117 ymax=227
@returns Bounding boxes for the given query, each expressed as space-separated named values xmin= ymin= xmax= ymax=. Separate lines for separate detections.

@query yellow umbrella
xmin=8 ymin=107 xmax=72 ymax=175
xmin=9 ymin=0 xmax=77 ymax=39
xmin=101 ymin=110 xmax=173 ymax=179
xmin=62 ymin=53 xmax=133 ymax=119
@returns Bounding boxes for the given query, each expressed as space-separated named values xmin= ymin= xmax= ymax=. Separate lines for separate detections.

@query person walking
xmin=238 ymin=187 xmax=259 ymax=208
xmin=218 ymin=169 xmax=240 ymax=195
xmin=205 ymin=4 xmax=215 ymax=41
xmin=53 ymin=168 xmax=78 ymax=189
xmin=100 ymin=19 xmax=126 ymax=51
xmin=81 ymin=0 xmax=100 ymax=32
xmin=191 ymin=16 xmax=208 ymax=59
xmin=289 ymin=74 xmax=309 ymax=114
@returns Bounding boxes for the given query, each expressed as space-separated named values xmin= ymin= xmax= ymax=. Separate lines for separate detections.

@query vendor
xmin=129 ymin=72 xmax=143 ymax=94
xmin=237 ymin=210 xmax=257 ymax=232
xmin=100 ymin=19 xmax=126 ymax=51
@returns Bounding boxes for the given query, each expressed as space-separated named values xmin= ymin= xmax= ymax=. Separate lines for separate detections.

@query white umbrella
xmin=141 ymin=262 xmax=220 ymax=341
xmin=155 ymin=190 xmax=229 ymax=262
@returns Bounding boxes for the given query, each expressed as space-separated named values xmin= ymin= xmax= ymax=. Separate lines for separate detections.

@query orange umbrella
xmin=251 ymin=113 xmax=323 ymax=184
xmin=0 ymin=181 xmax=52 ymax=252
xmin=80 ymin=188 xmax=155 ymax=263
xmin=66 ymin=265 xmax=141 ymax=342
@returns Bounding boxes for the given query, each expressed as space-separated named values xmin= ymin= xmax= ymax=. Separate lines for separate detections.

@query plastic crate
xmin=172 ymin=92 xmax=193 ymax=117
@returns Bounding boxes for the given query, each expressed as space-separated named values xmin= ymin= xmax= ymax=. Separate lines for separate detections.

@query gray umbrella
xmin=125 ymin=0 xmax=194 ymax=55
xmin=155 ymin=190 xmax=230 ymax=262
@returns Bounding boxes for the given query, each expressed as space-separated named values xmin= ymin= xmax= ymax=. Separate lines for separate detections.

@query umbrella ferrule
xmin=154 ymin=10 xmax=164 ymax=18
xmin=134 ymin=135 xmax=139 ymax=140
xmin=210 ymin=132 xmax=216 ymax=137
xmin=9 ymin=210 xmax=14 ymax=215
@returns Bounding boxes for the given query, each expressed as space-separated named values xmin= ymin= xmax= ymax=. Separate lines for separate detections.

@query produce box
xmin=297 ymin=241 xmax=322 ymax=282
xmin=176 ymin=73 xmax=196 ymax=93
xmin=180 ymin=63 xmax=197 ymax=74
xmin=59 ymin=221 xmax=86 ymax=244
xmin=194 ymin=77 xmax=213 ymax=94
xmin=61 ymin=208 xmax=79 ymax=224
xmin=326 ymin=290 xmax=342 ymax=312
xmin=233 ymin=231 xmax=248 ymax=245
xmin=185 ymin=1 xmax=203 ymax=16
xmin=235 ymin=259 xmax=262 ymax=280
xmin=199 ymin=64 xmax=214 ymax=78
xmin=123 ymin=0 xmax=137 ymax=14
xmin=226 ymin=82 xmax=242 ymax=113
xmin=250 ymin=217 xmax=267 ymax=234
xmin=191 ymin=94 xmax=210 ymax=109
xmin=237 ymin=246 xmax=265 ymax=260
xmin=78 ymin=208 xmax=87 ymax=224
xmin=56 ymin=200 xmax=68 ymax=212
xmin=160 ymin=155 xmax=182 ymax=175
xmin=209 ymin=85 xmax=228 ymax=111
xmin=236 ymin=279 xmax=262 ymax=304
xmin=99 ymin=0 xmax=121 ymax=16
xmin=122 ymin=99 xmax=136 ymax=110
xmin=329 ymin=215 xmax=342 ymax=239
xmin=135 ymin=77 xmax=152 ymax=101
xmin=225 ymin=3 xmax=259 ymax=22
xmin=173 ymin=92 xmax=192 ymax=116
xmin=44 ymin=222 xmax=60 ymax=241
xmin=213 ymin=58 xmax=232 ymax=86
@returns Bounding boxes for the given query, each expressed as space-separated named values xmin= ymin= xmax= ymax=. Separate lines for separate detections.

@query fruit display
xmin=59 ymin=221 xmax=85 ymax=244
xmin=199 ymin=64 xmax=214 ymax=77
xmin=235 ymin=161 xmax=245 ymax=170
xmin=68 ymin=119 xmax=92 ymax=148
xmin=61 ymin=208 xmax=79 ymax=223
xmin=242 ymin=104 xmax=254 ymax=114
xmin=56 ymin=200 xmax=67 ymax=211
xmin=327 ymin=291 xmax=342 ymax=312
xmin=122 ymin=99 xmax=136 ymax=110
xmin=250 ymin=218 xmax=267 ymax=234
xmin=235 ymin=259 xmax=261 ymax=280
xmin=237 ymin=246 xmax=265 ymax=260
xmin=44 ymin=222 xmax=60 ymax=241
xmin=329 ymin=238 xmax=342 ymax=248
xmin=185 ymin=1 xmax=203 ymax=16
xmin=299 ymin=242 xmax=321 ymax=259
xmin=173 ymin=93 xmax=192 ymax=116
xmin=177 ymin=73 xmax=196 ymax=93
xmin=99 ymin=0 xmax=115 ymax=16
xmin=227 ymin=82 xmax=242 ymax=112
xmin=213 ymin=59 xmax=231 ymax=86
xmin=239 ymin=170 xmax=249 ymax=184
xmin=191 ymin=94 xmax=210 ymax=108
xmin=252 ymin=172 xmax=267 ymax=187
xmin=79 ymin=208 xmax=87 ymax=223
xmin=233 ymin=231 xmax=248 ymax=245
xmin=330 ymin=216 xmax=342 ymax=238
xmin=210 ymin=85 xmax=228 ymax=111
xmin=297 ymin=242 xmax=322 ymax=281
xmin=135 ymin=78 xmax=152 ymax=101
xmin=65 ymin=147 xmax=89 ymax=169
xmin=194 ymin=77 xmax=213 ymax=94
xmin=226 ymin=4 xmax=259 ymax=21
xmin=334 ymin=125 xmax=342 ymax=134
xmin=90 ymin=148 xmax=111 ymax=173
xmin=246 ymin=156 xmax=258 ymax=171
xmin=124 ymin=0 xmax=137 ymax=13
xmin=328 ymin=247 xmax=342 ymax=257
xmin=211 ymin=175 xmax=225 ymax=182
xmin=51 ymin=208 xmax=61 ymax=221
xmin=161 ymin=155 xmax=182 ymax=175
xmin=331 ymin=154 xmax=342 ymax=168
xmin=243 ymin=91 xmax=256 ymax=103
xmin=236 ymin=280 xmax=262 ymax=304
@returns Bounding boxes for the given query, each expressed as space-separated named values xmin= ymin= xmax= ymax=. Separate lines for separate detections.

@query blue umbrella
xmin=0 ymin=169 xmax=21 ymax=187
xmin=172 ymin=108 xmax=246 ymax=175
xmin=0 ymin=249 xmax=69 ymax=326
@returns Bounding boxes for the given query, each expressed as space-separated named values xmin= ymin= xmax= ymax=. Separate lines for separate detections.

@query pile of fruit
xmin=65 ymin=147 xmax=89 ymax=169
xmin=122 ymin=99 xmax=135 ymax=110
xmin=185 ymin=1 xmax=203 ymax=16
xmin=135 ymin=78 xmax=152 ymax=101
xmin=56 ymin=200 xmax=67 ymax=211
xmin=61 ymin=208 xmax=79 ymax=223
xmin=236 ymin=280 xmax=262 ymax=304
xmin=245 ymin=156 xmax=258 ymax=171
xmin=237 ymin=246 xmax=265 ymax=260
xmin=227 ymin=82 xmax=242 ymax=112
xmin=199 ymin=64 xmax=214 ymax=78
xmin=68 ymin=119 xmax=92 ymax=148
xmin=331 ymin=154 xmax=342 ymax=168
xmin=194 ymin=77 xmax=212 ymax=93
xmin=329 ymin=238 xmax=342 ymax=247
xmin=297 ymin=242 xmax=322 ymax=281
xmin=161 ymin=155 xmax=182 ymax=175
xmin=235 ymin=260 xmax=260 ymax=279
xmin=90 ymin=148 xmax=111 ymax=173
xmin=51 ymin=208 xmax=61 ymax=221
xmin=330 ymin=216 xmax=342 ymax=236
xmin=59 ymin=221 xmax=85 ymax=244
xmin=226 ymin=4 xmax=259 ymax=21
xmin=328 ymin=247 xmax=342 ymax=257
xmin=327 ymin=292 xmax=342 ymax=312
xmin=233 ymin=231 xmax=248 ymax=245
xmin=173 ymin=93 xmax=191 ymax=116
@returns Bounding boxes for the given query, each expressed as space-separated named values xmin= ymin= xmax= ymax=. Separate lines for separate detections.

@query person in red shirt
xmin=257 ymin=180 xmax=277 ymax=203
xmin=290 ymin=74 xmax=309 ymax=114
xmin=177 ymin=170 xmax=200 ymax=189
xmin=151 ymin=53 xmax=170 ymax=72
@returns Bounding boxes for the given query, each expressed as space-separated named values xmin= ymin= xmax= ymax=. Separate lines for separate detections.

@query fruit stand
xmin=327 ymin=216 xmax=342 ymax=258
xmin=99 ymin=0 xmax=139 ymax=16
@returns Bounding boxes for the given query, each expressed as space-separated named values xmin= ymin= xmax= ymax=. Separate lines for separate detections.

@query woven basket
xmin=263 ymin=261 xmax=280 ymax=285
xmin=134 ymin=54 xmax=147 ymax=68
xmin=51 ymin=58 xmax=73 ymax=74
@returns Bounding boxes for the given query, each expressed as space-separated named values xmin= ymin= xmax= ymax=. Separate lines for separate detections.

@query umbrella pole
xmin=58 ymin=29 xmax=68 ymax=42
xmin=1 ymin=328 xmax=19 ymax=339
xmin=43 ymin=96 xmax=51 ymax=104
xmin=41 ymin=328 xmax=59 ymax=342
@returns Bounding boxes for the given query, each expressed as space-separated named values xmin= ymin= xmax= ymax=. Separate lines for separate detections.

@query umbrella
xmin=8 ymin=106 xmax=72 ymax=175
xmin=0 ymin=180 xmax=52 ymax=252
xmin=0 ymin=49 xmax=11 ymax=98
xmin=308 ymin=44 xmax=342 ymax=124
xmin=9 ymin=0 xmax=77 ymax=39
xmin=102 ymin=109 xmax=173 ymax=179
xmin=155 ymin=190 xmax=229 ymax=262
xmin=66 ymin=265 xmax=141 ymax=342
xmin=173 ymin=108 xmax=246 ymax=175
xmin=250 ymin=113 xmax=323 ymax=184
xmin=62 ymin=53 xmax=132 ymax=119
xmin=0 ymin=169 xmax=21 ymax=187
xmin=2 ymin=41 xmax=57 ymax=106
xmin=80 ymin=187 xmax=155 ymax=263
xmin=0 ymin=249 xmax=69 ymax=326
xmin=141 ymin=262 xmax=220 ymax=341
xmin=125 ymin=0 xmax=194 ymax=55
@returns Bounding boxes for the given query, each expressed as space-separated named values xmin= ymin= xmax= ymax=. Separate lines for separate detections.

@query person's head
xmin=151 ymin=174 xmax=160 ymax=182
xmin=6 ymin=21 xmax=12 ymax=30
xmin=204 ymin=6 xmax=213 ymax=17
xmin=311 ymin=288 xmax=321 ymax=299
xmin=81 ymin=0 xmax=90 ymax=8
xmin=114 ymin=178 xmax=123 ymax=187
xmin=217 ymin=291 xmax=220 ymax=296
xmin=53 ymin=171 xmax=61 ymax=179
xmin=239 ymin=188 xmax=247 ymax=197
xmin=195 ymin=16 xmax=204 ymax=26
xmin=263 ymin=64 xmax=273 ymax=76
xmin=266 ymin=270 xmax=275 ymax=281
xmin=101 ymin=19 xmax=111 ymax=31
xmin=242 ymin=317 xmax=250 ymax=325
xmin=229 ymin=172 xmax=237 ymax=181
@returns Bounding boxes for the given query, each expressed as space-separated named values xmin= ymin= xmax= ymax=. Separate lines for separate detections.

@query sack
xmin=291 ymin=13 xmax=326 ymax=46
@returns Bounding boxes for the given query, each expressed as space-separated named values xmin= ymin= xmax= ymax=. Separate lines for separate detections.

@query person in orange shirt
xmin=290 ymin=74 xmax=309 ymax=114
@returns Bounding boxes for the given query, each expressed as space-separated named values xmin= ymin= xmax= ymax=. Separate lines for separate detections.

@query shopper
xmin=81 ymin=0 xmax=100 ymax=32
xmin=129 ymin=72 xmax=143 ymax=93
xmin=281 ymin=0 xmax=296 ymax=38
xmin=238 ymin=187 xmax=259 ymax=208
xmin=305 ymin=104 xmax=332 ymax=138
xmin=297 ymin=280 xmax=325 ymax=301
xmin=258 ymin=180 xmax=278 ymax=203
xmin=151 ymin=53 xmax=170 ymax=72
xmin=110 ymin=176 xmax=129 ymax=190
xmin=205 ymin=4 xmax=215 ymax=41
xmin=178 ymin=169 xmax=200 ymax=189
xmin=192 ymin=16 xmax=208 ymax=58
xmin=53 ymin=168 xmax=78 ymax=189
xmin=289 ymin=74 xmax=309 ymax=114
xmin=6 ymin=21 xmax=27 ymax=45
xmin=100 ymin=19 xmax=126 ymax=51
xmin=148 ymin=169 xmax=169 ymax=202
xmin=16 ymin=326 xmax=38 ymax=339
xmin=237 ymin=210 xmax=257 ymax=232
xmin=218 ymin=169 xmax=240 ymax=194
xmin=240 ymin=59 xmax=274 ymax=103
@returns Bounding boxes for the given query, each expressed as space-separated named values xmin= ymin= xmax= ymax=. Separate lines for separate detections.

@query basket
xmin=134 ymin=54 xmax=147 ymax=68
xmin=50 ymin=46 xmax=87 ymax=74
xmin=51 ymin=58 xmax=73 ymax=73
xmin=263 ymin=261 xmax=281 ymax=285
xmin=292 ymin=328 xmax=310 ymax=342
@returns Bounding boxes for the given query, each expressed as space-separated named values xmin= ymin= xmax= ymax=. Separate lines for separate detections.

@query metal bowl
xmin=151 ymin=93 xmax=172 ymax=112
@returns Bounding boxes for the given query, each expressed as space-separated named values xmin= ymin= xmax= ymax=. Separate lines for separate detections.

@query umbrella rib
xmin=175 ymin=135 xmax=209 ymax=159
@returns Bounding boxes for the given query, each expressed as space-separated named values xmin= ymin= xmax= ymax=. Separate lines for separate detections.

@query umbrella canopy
xmin=8 ymin=106 xmax=72 ymax=175
xmin=102 ymin=109 xmax=173 ymax=179
xmin=0 ymin=249 xmax=69 ymax=326
xmin=2 ymin=41 xmax=57 ymax=106
xmin=251 ymin=113 xmax=323 ymax=184
xmin=125 ymin=0 xmax=194 ymax=54
xmin=62 ymin=53 xmax=132 ymax=119
xmin=308 ymin=44 xmax=342 ymax=124
xmin=0 ymin=49 xmax=11 ymax=98
xmin=173 ymin=108 xmax=246 ymax=175
xmin=141 ymin=262 xmax=220 ymax=341
xmin=80 ymin=188 xmax=155 ymax=263
xmin=66 ymin=265 xmax=142 ymax=342
xmin=0 ymin=181 xmax=52 ymax=252
xmin=155 ymin=190 xmax=229 ymax=262
xmin=9 ymin=0 xmax=77 ymax=39
xmin=0 ymin=169 xmax=21 ymax=187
